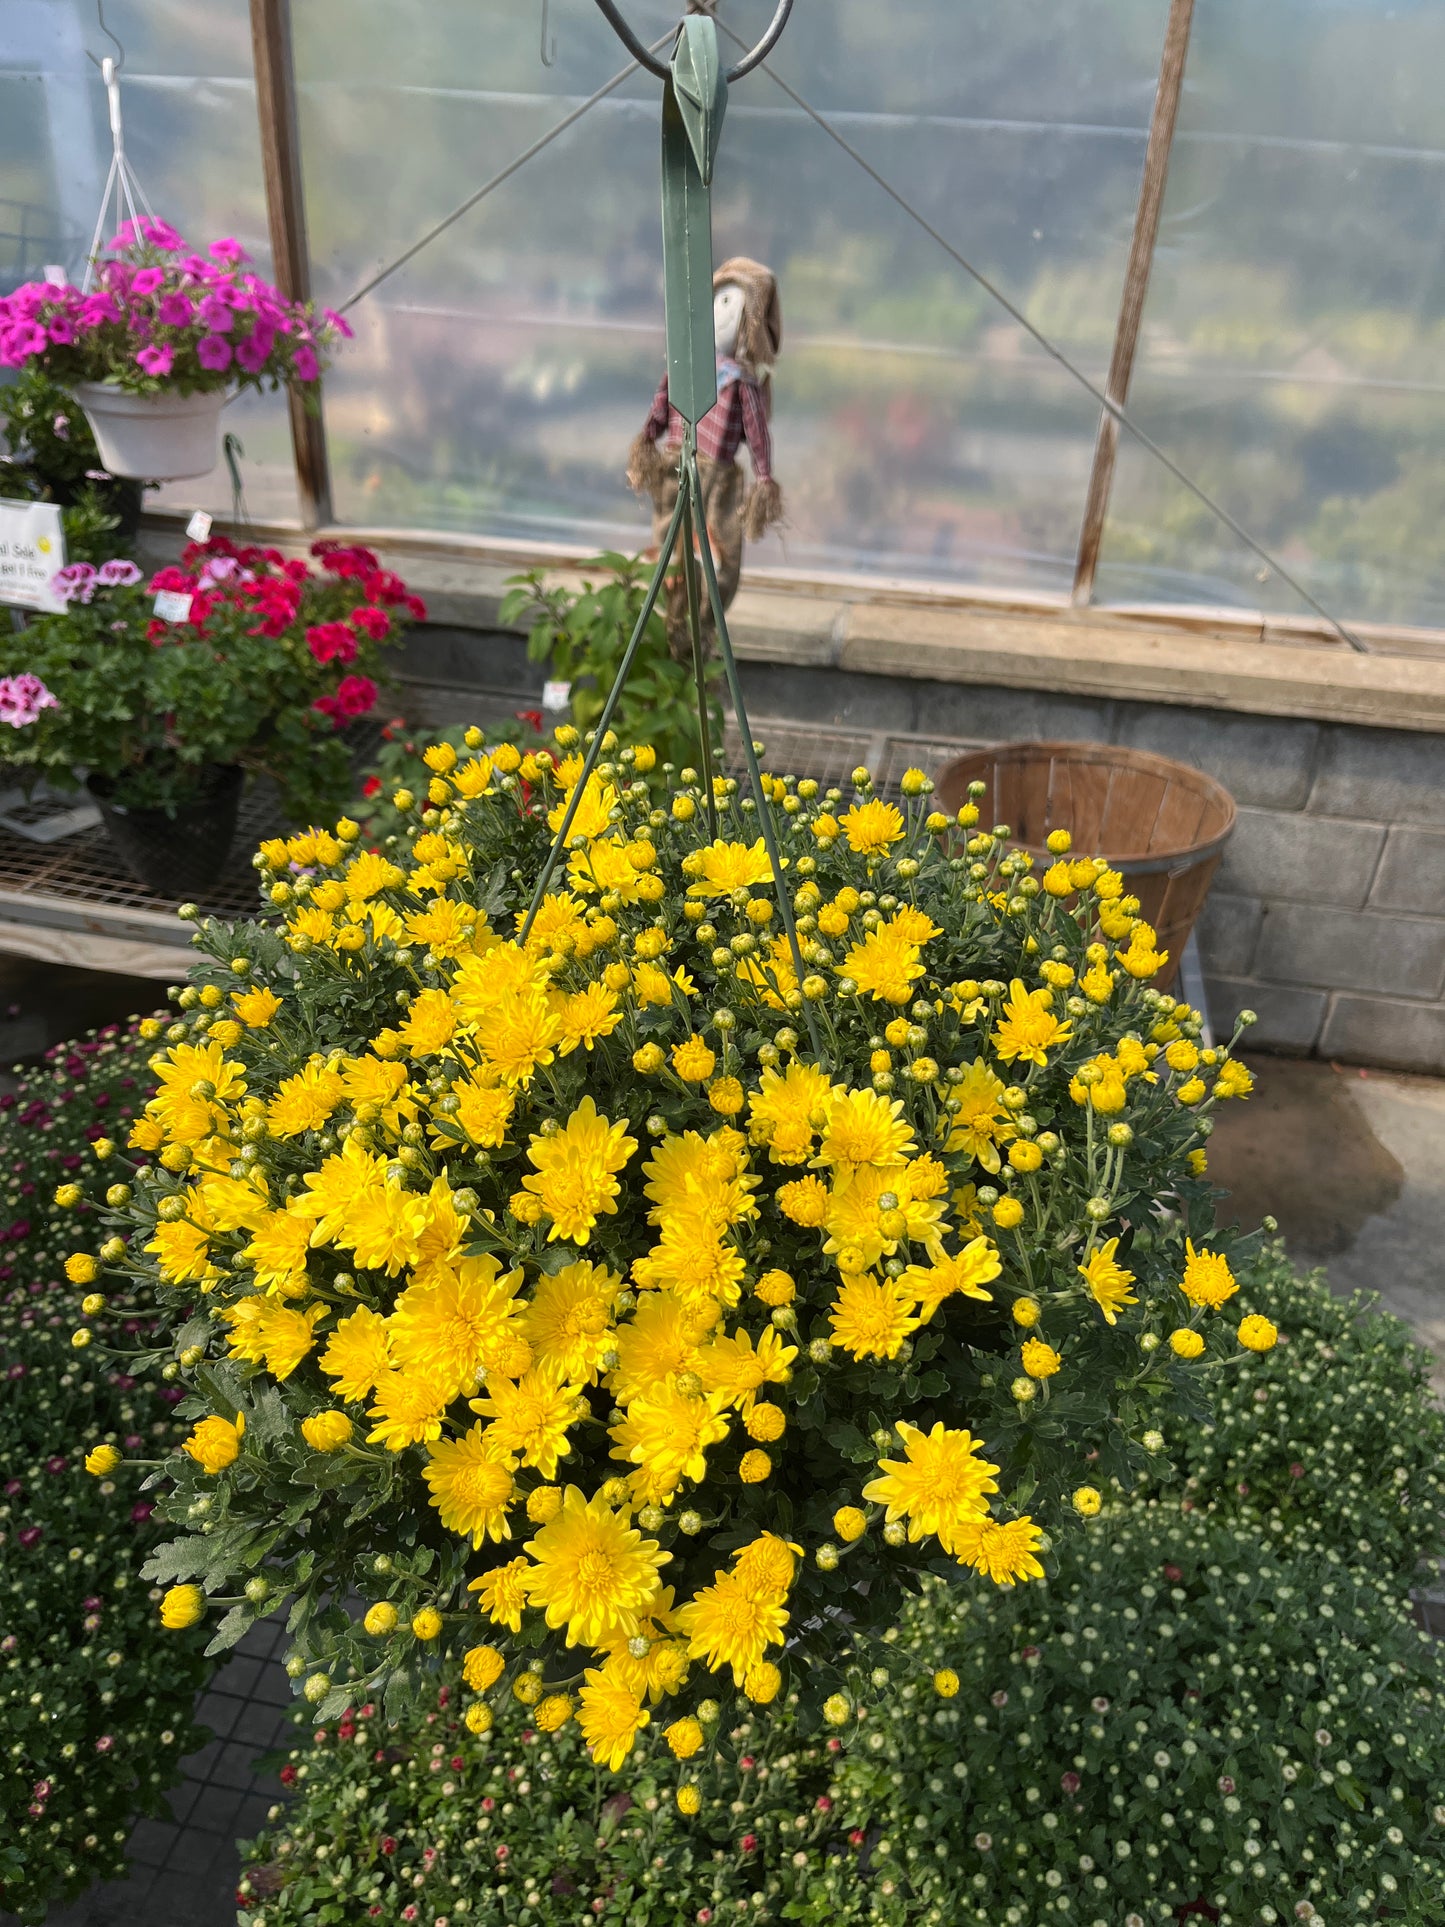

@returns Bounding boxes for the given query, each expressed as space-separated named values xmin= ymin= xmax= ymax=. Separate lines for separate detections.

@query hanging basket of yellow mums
xmin=85 ymin=729 xmax=1270 ymax=1763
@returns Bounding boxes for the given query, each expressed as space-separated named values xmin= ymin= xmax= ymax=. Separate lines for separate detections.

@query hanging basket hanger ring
xmin=590 ymin=0 xmax=793 ymax=82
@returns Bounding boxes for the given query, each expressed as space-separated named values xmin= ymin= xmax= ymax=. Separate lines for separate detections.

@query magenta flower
xmin=197 ymin=292 xmax=235 ymax=333
xmin=97 ymin=559 xmax=143 ymax=586
xmin=135 ymin=341 xmax=175 ymax=377
xmin=306 ymin=621 xmax=358 ymax=667
xmin=233 ymin=333 xmax=269 ymax=375
xmin=323 ymin=307 xmax=355 ymax=340
xmin=78 ymin=292 xmax=121 ymax=327
xmin=209 ymin=237 xmax=250 ymax=265
xmin=156 ymin=291 xmax=194 ymax=327
xmin=130 ymin=267 xmax=165 ymax=296
xmin=46 ymin=316 xmax=75 ymax=345
xmin=195 ymin=333 xmax=233 ymax=372
xmin=140 ymin=216 xmax=185 ymax=251
xmin=292 ymin=342 xmax=320 ymax=382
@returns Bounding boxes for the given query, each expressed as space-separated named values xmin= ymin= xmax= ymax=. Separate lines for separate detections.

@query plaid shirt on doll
xmin=640 ymin=356 xmax=773 ymax=482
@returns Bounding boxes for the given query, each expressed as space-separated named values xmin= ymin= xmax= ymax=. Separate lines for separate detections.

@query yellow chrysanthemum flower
xmin=423 ymin=1424 xmax=517 ymax=1547
xmin=816 ymin=1088 xmax=915 ymax=1170
xmin=521 ymin=1096 xmax=637 ymax=1245
xmin=182 ymin=1412 xmax=245 ymax=1474
xmin=470 ymin=1364 xmax=581 ymax=1480
xmin=468 ymin=1556 xmax=533 ymax=1633
xmin=686 ymin=838 xmax=774 ymax=898
xmin=319 ymin=1304 xmax=392 ymax=1405
xmin=1180 ymin=1239 xmax=1238 ymax=1310
xmin=839 ymin=798 xmax=904 ymax=854
xmin=1078 ymin=1238 xmax=1139 ymax=1325
xmin=577 ymin=1662 xmax=650 ymax=1769
xmin=991 ymin=979 xmax=1073 ymax=1067
xmin=862 ymin=1421 xmax=999 ymax=1548
xmin=829 ymin=1275 xmax=920 ymax=1362
xmin=523 ymin=1486 xmax=669 ymax=1649
xmin=232 ymin=985 xmax=282 ymax=1028
xmin=522 ymin=1259 xmax=622 ymax=1384
xmin=675 ymin=1567 xmax=789 ymax=1686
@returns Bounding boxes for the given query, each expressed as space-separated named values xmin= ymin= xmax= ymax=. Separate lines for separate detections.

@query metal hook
xmin=540 ymin=0 xmax=557 ymax=66
xmin=590 ymin=0 xmax=792 ymax=83
xmin=84 ymin=0 xmax=125 ymax=73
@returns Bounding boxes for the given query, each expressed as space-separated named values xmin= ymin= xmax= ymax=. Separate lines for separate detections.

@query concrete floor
xmin=1208 ymin=1053 xmax=1445 ymax=1390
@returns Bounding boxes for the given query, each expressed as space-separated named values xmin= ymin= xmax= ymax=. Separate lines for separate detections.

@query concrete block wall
xmin=400 ymin=626 xmax=1445 ymax=1074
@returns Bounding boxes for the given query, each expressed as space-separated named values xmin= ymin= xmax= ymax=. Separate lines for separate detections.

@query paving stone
xmin=1256 ymin=903 xmax=1445 ymax=998
xmin=1204 ymin=976 xmax=1328 ymax=1054
xmin=1309 ymin=724 xmax=1445 ymax=827
xmin=122 ymin=1819 xmax=176 ymax=1869
xmin=187 ymin=1782 xmax=246 ymax=1837
xmin=1320 ymin=995 xmax=1445 ymax=1075
xmin=193 ymin=1690 xmax=243 ymax=1740
xmin=211 ymin=1738 xmax=268 ymax=1791
xmin=233 ymin=1695 xmax=294 ymax=1747
xmin=1113 ymin=701 xmax=1321 ymax=810
xmin=1217 ymin=807 xmax=1385 ymax=908
xmin=1368 ymin=824 xmax=1445 ymax=913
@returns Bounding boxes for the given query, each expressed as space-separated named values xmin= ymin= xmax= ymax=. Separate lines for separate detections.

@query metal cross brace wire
xmin=521 ymin=8 xmax=823 ymax=1061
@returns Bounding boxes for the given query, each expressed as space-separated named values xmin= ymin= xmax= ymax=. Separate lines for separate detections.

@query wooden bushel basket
xmin=934 ymin=741 xmax=1237 ymax=980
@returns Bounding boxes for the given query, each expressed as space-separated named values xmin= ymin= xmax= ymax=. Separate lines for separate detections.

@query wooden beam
xmin=1071 ymin=0 xmax=1196 ymax=605
xmin=249 ymin=0 xmax=332 ymax=529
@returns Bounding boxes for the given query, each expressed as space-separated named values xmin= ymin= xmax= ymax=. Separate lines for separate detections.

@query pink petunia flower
xmin=195 ymin=334 xmax=233 ymax=373
xmin=232 ymin=332 xmax=271 ymax=375
xmin=198 ymin=292 xmax=235 ymax=333
xmin=292 ymin=343 xmax=320 ymax=381
xmin=135 ymin=342 xmax=174 ymax=377
xmin=130 ymin=267 xmax=165 ymax=296
xmin=47 ymin=316 xmax=75 ymax=345
xmin=156 ymin=291 xmax=194 ymax=327
xmin=209 ymin=237 xmax=250 ymax=265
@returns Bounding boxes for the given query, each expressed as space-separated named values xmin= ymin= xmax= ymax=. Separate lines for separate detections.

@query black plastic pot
xmin=87 ymin=765 xmax=244 ymax=897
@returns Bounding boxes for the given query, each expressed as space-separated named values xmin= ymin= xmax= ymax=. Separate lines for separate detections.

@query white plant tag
xmin=44 ymin=265 xmax=68 ymax=286
xmin=186 ymin=510 xmax=213 ymax=541
xmin=542 ymin=679 xmax=572 ymax=711
xmin=153 ymin=590 xmax=194 ymax=622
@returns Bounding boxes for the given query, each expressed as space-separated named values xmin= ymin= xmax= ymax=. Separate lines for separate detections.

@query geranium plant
xmin=0 ymin=218 xmax=349 ymax=397
xmin=87 ymin=734 xmax=1273 ymax=1767
xmin=0 ymin=536 xmax=422 ymax=820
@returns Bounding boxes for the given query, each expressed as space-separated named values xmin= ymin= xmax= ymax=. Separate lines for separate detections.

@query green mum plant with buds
xmin=0 ymin=1022 xmax=211 ymax=1924
xmin=75 ymin=730 xmax=1275 ymax=1774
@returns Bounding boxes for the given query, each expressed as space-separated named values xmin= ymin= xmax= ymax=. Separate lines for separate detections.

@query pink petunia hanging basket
xmin=0 ymin=217 xmax=351 ymax=483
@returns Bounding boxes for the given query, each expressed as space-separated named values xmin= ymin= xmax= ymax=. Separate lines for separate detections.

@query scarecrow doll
xmin=627 ymin=255 xmax=785 ymax=659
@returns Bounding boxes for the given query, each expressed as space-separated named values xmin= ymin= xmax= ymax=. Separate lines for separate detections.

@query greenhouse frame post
xmin=1071 ymin=0 xmax=1195 ymax=605
xmin=249 ymin=0 xmax=333 ymax=530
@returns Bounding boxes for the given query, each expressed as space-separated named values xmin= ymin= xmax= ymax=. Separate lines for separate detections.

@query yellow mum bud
xmin=1011 ymin=1297 xmax=1041 ymax=1328
xmin=739 ymin=1449 xmax=772 ymax=1483
xmin=85 ymin=1443 xmax=122 ymax=1476
xmin=363 ymin=1602 xmax=399 ymax=1636
xmin=1045 ymin=828 xmax=1072 ymax=854
xmin=992 ymin=1197 xmax=1024 ymax=1231
xmin=65 ymin=1253 xmax=99 ymax=1285
xmin=745 ymin=1403 xmax=786 ymax=1443
xmin=411 ymin=1607 xmax=443 ymax=1641
xmin=833 ymin=1506 xmax=867 ymax=1543
xmin=822 ymin=1693 xmax=850 ymax=1726
xmin=933 ymin=1667 xmax=960 ymax=1698
xmin=464 ymin=1702 xmax=494 ymax=1735
xmin=301 ymin=1411 xmax=353 ymax=1453
xmin=1237 ymin=1314 xmax=1279 ymax=1353
xmin=743 ymin=1660 xmax=782 ymax=1705
xmin=1021 ymin=1338 xmax=1061 ymax=1380
xmin=160 ymin=1584 xmax=205 ymax=1630
xmin=1071 ymin=1486 xmax=1102 ymax=1517
xmin=676 ymin=1784 xmax=702 ymax=1815
xmin=463 ymin=1644 xmax=506 ymax=1691
xmin=665 ymin=1716 xmax=705 ymax=1760
xmin=1170 ymin=1327 xmax=1205 ymax=1359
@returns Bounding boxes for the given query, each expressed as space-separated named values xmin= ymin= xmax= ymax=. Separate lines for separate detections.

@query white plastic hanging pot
xmin=72 ymin=382 xmax=231 ymax=483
